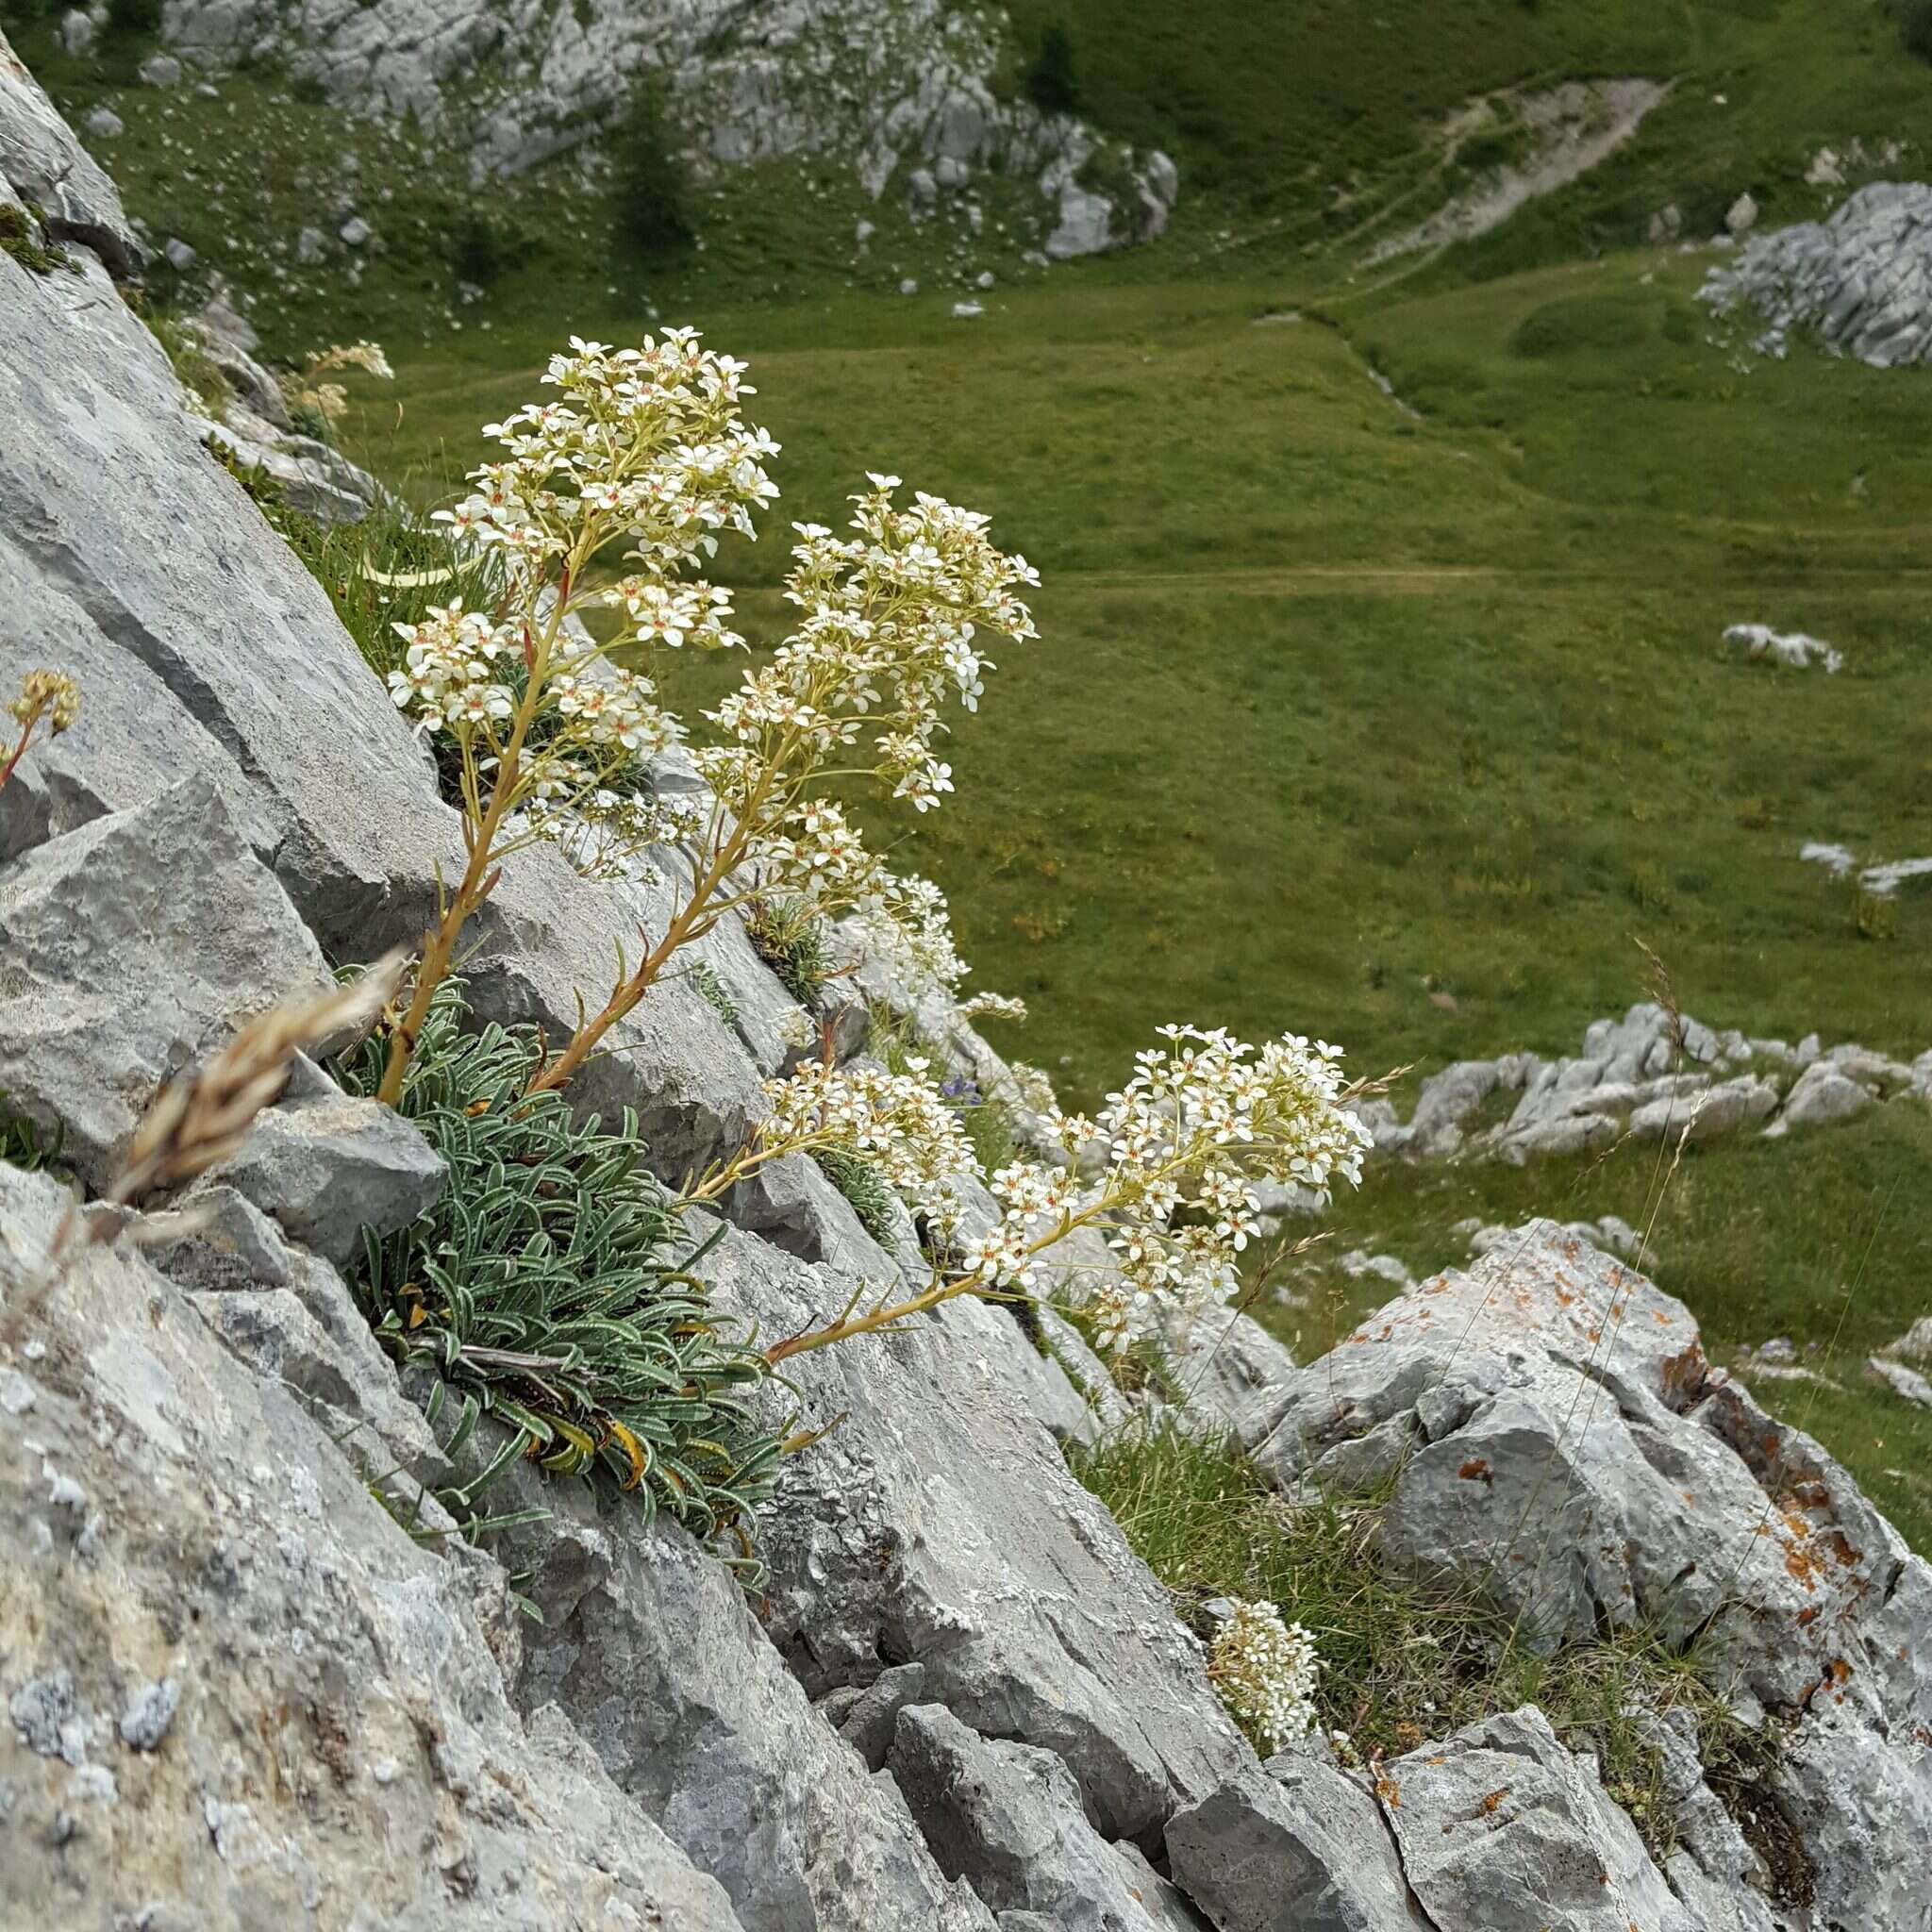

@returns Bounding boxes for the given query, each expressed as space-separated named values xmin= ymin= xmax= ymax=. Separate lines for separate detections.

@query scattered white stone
xmin=339 ymin=216 xmax=373 ymax=249
xmin=1867 ymin=1357 xmax=1932 ymax=1409
xmin=950 ymin=300 xmax=983 ymax=319
xmin=975 ymin=269 xmax=995 ymax=290
xmin=1776 ymin=1061 xmax=1874 ymax=1129
xmin=139 ymin=53 xmax=183 ymax=88
xmin=0 ymin=1371 xmax=37 ymax=1417
xmin=1702 ymin=184 xmax=1932 ymax=369
xmin=68 ymin=1763 xmax=118 ymax=1805
xmin=898 ymin=276 xmax=918 ymax=295
xmin=83 ymin=106 xmax=124 ymax=142
xmin=1858 ymin=856 xmax=1932 ymax=897
xmin=1800 ymin=841 xmax=1857 ymax=878
xmin=58 ymin=8 xmax=94 ymax=56
xmin=296 ymin=225 xmax=325 ymax=264
xmin=1886 ymin=1316 xmax=1932 ymax=1365
xmin=1334 ymin=1249 xmax=1414 ymax=1290
xmin=118 ymin=1678 xmax=180 ymax=1753
xmin=1725 ymin=192 xmax=1759 ymax=237
xmin=163 ymin=238 xmax=197 ymax=273
xmin=1724 ymin=624 xmax=1842 ymax=673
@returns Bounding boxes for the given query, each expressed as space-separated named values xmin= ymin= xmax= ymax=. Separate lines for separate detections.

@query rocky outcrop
xmin=0 ymin=1164 xmax=750 ymax=1932
xmin=7 ymin=50 xmax=1931 ymax=1932
xmin=1 ymin=57 xmax=1222 ymax=1925
xmin=1378 ymin=1708 xmax=1695 ymax=1932
xmin=0 ymin=178 xmax=764 ymax=1184
xmin=192 ymin=290 xmax=384 ymax=524
xmin=1700 ymin=182 xmax=1932 ymax=367
xmin=158 ymin=0 xmax=1177 ymax=259
xmin=1373 ymin=1001 xmax=1931 ymax=1165
xmin=700 ymin=1216 xmax=1251 ymax=1846
xmin=1237 ymin=1223 xmax=1932 ymax=1926
xmin=1 ymin=26 xmax=142 ymax=274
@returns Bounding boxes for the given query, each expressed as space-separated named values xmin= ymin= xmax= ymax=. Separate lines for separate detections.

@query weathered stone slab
xmin=0 ymin=1163 xmax=747 ymax=1932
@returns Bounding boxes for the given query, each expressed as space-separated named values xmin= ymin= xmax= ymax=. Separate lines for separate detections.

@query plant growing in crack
xmin=374 ymin=331 xmax=1037 ymax=1105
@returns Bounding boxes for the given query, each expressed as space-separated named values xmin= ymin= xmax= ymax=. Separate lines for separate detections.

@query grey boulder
xmin=0 ymin=1163 xmax=747 ymax=1932
xmin=702 ymin=1221 xmax=1250 ymax=1844
xmin=1776 ymin=1059 xmax=1874 ymax=1128
xmin=1164 ymin=1752 xmax=1426 ymax=1932
xmin=889 ymin=1701 xmax=1176 ymax=1932
xmin=0 ymin=772 xmax=333 ymax=1186
xmin=1380 ymin=1707 xmax=1693 ymax=1932
xmin=1246 ymin=1223 xmax=1932 ymax=1929
xmin=205 ymin=1052 xmax=444 ymax=1267
xmin=484 ymin=1452 xmax=997 ymax=1931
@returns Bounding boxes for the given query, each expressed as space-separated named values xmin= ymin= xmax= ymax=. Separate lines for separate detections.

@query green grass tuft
xmin=1072 ymin=1419 xmax=1774 ymax=1866
xmin=0 ymin=202 xmax=75 ymax=276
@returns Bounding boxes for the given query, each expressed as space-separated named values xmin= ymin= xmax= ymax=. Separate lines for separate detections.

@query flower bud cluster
xmin=8 ymin=669 xmax=80 ymax=737
xmin=441 ymin=331 xmax=779 ymax=573
xmin=1208 ymin=1601 xmax=1320 ymax=1754
xmin=758 ymin=1057 xmax=979 ymax=1234
xmin=958 ymin=991 xmax=1028 ymax=1024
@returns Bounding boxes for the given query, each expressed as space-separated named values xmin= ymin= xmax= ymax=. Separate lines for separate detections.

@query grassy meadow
xmin=331 ymin=247 xmax=1932 ymax=1544
xmin=13 ymin=0 xmax=1932 ymax=1539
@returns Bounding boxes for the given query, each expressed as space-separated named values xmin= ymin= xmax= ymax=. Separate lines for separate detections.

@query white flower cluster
xmin=701 ymin=477 xmax=1037 ymax=891
xmin=758 ymin=1058 xmax=979 ymax=1233
xmin=735 ymin=1022 xmax=1368 ymax=1356
xmin=1208 ymin=1601 xmax=1320 ymax=1755
xmin=442 ymin=331 xmax=779 ymax=573
xmin=983 ymin=1025 xmax=1373 ymax=1351
xmin=384 ymin=333 xmax=779 ymax=883
xmin=850 ymin=871 xmax=968 ymax=992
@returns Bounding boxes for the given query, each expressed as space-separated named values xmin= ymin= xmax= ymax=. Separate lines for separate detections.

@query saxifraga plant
xmin=746 ymin=895 xmax=838 ymax=1006
xmin=811 ymin=1146 xmax=901 ymax=1252
xmin=338 ymin=981 xmax=782 ymax=1552
xmin=371 ymin=330 xmax=1038 ymax=1106
xmin=1 ymin=669 xmax=79 ymax=793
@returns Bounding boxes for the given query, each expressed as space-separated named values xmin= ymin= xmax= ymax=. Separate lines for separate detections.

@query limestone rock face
xmin=1247 ymin=1223 xmax=1932 ymax=1927
xmin=1381 ymin=1708 xmax=1695 ymax=1932
xmin=1701 ymin=181 xmax=1932 ymax=367
xmin=1165 ymin=1752 xmax=1428 ymax=1932
xmin=700 ymin=1221 xmax=1250 ymax=1846
xmin=0 ymin=27 xmax=142 ymax=272
xmin=0 ymin=216 xmax=763 ymax=1184
xmin=158 ymin=0 xmax=1178 ymax=257
xmin=0 ymin=1164 xmax=749 ymax=1932
xmin=484 ymin=1451 xmax=998 ymax=1932
xmin=0 ymin=773 xmax=334 ymax=1184
xmin=890 ymin=1701 xmax=1191 ymax=1932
